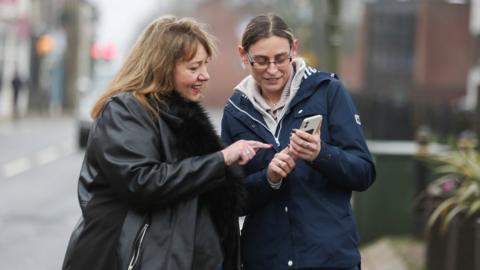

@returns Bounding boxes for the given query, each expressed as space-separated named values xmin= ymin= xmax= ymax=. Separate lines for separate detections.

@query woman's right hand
xmin=222 ymin=140 xmax=271 ymax=166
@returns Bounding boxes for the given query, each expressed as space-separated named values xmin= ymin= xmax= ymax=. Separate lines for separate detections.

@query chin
xmin=188 ymin=94 xmax=202 ymax=102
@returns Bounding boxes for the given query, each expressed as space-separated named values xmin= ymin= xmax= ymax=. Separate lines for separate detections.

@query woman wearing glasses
xmin=221 ymin=14 xmax=375 ymax=270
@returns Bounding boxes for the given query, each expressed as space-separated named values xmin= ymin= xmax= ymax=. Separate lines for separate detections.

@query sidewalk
xmin=0 ymin=114 xmax=76 ymax=149
xmin=0 ymin=84 xmax=30 ymax=123
xmin=0 ymin=87 xmax=12 ymax=122
xmin=361 ymin=237 xmax=425 ymax=270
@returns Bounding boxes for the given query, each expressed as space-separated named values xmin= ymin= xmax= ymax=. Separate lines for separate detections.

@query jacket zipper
xmin=228 ymin=98 xmax=288 ymax=147
xmin=127 ymin=222 xmax=150 ymax=270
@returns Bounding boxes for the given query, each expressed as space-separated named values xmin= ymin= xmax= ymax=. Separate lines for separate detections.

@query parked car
xmin=76 ymin=72 xmax=113 ymax=148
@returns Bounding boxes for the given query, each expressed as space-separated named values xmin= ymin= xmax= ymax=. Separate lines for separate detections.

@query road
xmin=0 ymin=108 xmax=224 ymax=269
xmin=0 ymin=116 xmax=81 ymax=269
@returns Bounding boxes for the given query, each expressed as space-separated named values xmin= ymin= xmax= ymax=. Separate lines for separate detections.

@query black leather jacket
xmin=62 ymin=92 xmax=243 ymax=270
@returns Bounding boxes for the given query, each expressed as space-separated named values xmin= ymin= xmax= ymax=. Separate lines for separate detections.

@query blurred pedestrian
xmin=62 ymin=15 xmax=270 ymax=270
xmin=11 ymin=70 xmax=23 ymax=119
xmin=221 ymin=13 xmax=376 ymax=270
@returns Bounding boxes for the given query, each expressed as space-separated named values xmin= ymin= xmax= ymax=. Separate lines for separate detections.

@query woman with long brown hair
xmin=62 ymin=15 xmax=270 ymax=270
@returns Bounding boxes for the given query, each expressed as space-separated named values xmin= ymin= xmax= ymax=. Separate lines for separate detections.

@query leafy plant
xmin=426 ymin=148 xmax=480 ymax=233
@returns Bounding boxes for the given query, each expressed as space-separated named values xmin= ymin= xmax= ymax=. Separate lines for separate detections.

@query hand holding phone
xmin=288 ymin=114 xmax=323 ymax=161
xmin=299 ymin=115 xmax=323 ymax=135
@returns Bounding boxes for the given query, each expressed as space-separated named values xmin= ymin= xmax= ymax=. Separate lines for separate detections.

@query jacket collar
xmin=232 ymin=58 xmax=334 ymax=114
xmin=159 ymin=110 xmax=183 ymax=128
xmin=287 ymin=69 xmax=335 ymax=109
xmin=230 ymin=61 xmax=335 ymax=115
xmin=157 ymin=91 xmax=198 ymax=129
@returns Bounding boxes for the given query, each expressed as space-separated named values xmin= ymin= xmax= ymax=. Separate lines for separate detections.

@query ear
xmin=238 ymin=46 xmax=249 ymax=65
xmin=291 ymin=39 xmax=299 ymax=58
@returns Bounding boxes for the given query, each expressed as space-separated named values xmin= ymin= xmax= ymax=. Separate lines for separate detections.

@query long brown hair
xmin=91 ymin=15 xmax=216 ymax=119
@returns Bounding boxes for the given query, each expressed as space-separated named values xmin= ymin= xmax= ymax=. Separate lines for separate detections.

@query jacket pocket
xmin=127 ymin=216 xmax=151 ymax=270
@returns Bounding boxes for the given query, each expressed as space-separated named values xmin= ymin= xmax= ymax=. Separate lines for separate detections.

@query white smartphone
xmin=299 ymin=115 xmax=323 ymax=134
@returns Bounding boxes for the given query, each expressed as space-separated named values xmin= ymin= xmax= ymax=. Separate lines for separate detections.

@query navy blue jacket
xmin=221 ymin=71 xmax=376 ymax=269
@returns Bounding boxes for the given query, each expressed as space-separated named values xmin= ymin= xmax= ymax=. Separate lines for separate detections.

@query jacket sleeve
xmin=310 ymin=80 xmax=376 ymax=191
xmin=221 ymin=109 xmax=277 ymax=215
xmin=89 ymin=96 xmax=227 ymax=211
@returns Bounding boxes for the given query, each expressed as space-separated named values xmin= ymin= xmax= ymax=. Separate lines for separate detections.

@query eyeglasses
xmin=246 ymin=50 xmax=292 ymax=71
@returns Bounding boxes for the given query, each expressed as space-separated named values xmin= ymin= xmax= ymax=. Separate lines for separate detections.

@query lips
xmin=191 ymin=84 xmax=202 ymax=94
xmin=264 ymin=77 xmax=280 ymax=84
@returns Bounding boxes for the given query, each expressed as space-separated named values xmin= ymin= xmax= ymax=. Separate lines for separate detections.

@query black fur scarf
xmin=161 ymin=91 xmax=246 ymax=268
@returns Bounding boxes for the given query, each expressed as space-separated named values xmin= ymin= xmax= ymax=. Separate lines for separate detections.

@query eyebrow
xmin=252 ymin=52 xmax=289 ymax=58
xmin=187 ymin=59 xmax=208 ymax=65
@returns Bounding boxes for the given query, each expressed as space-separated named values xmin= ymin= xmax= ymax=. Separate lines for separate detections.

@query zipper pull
xmin=275 ymin=137 xmax=280 ymax=147
xmin=128 ymin=258 xmax=135 ymax=270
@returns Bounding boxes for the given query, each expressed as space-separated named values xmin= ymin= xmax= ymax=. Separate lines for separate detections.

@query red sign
xmin=91 ymin=42 xmax=117 ymax=61
xmin=0 ymin=0 xmax=18 ymax=4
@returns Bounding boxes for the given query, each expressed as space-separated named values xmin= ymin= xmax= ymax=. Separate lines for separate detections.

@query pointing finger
xmin=249 ymin=141 xmax=272 ymax=149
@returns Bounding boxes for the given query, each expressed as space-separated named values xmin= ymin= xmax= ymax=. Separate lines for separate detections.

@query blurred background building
xmin=148 ymin=0 xmax=480 ymax=144
xmin=348 ymin=0 xmax=475 ymax=141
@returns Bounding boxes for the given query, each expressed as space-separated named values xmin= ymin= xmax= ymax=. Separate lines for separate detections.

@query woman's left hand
xmin=288 ymin=129 xmax=321 ymax=161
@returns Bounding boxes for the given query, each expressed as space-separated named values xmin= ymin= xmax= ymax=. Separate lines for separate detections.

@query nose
xmin=199 ymin=67 xmax=210 ymax=81
xmin=265 ymin=62 xmax=279 ymax=74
